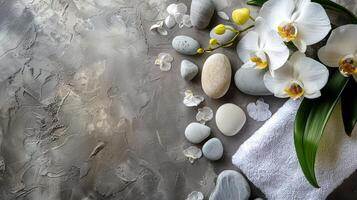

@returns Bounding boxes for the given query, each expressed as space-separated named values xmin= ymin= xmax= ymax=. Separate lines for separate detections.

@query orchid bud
xmin=197 ymin=48 xmax=205 ymax=54
xmin=214 ymin=24 xmax=226 ymax=35
xmin=209 ymin=38 xmax=219 ymax=46
xmin=232 ymin=8 xmax=250 ymax=25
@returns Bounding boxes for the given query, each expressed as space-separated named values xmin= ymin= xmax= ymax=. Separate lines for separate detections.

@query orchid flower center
xmin=284 ymin=81 xmax=304 ymax=100
xmin=277 ymin=23 xmax=298 ymax=42
xmin=338 ymin=55 xmax=357 ymax=76
xmin=250 ymin=51 xmax=268 ymax=69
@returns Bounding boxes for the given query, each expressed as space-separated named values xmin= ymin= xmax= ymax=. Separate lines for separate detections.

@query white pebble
xmin=217 ymin=11 xmax=229 ymax=20
xmin=215 ymin=103 xmax=246 ymax=136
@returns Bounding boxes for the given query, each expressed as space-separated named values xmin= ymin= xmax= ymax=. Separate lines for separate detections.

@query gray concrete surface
xmin=0 ymin=0 xmax=355 ymax=199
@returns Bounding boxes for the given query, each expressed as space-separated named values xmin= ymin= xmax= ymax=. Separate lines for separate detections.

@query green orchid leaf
xmin=341 ymin=79 xmax=357 ymax=135
xmin=246 ymin=0 xmax=357 ymax=23
xmin=294 ymin=98 xmax=317 ymax=187
xmin=294 ymin=71 xmax=349 ymax=188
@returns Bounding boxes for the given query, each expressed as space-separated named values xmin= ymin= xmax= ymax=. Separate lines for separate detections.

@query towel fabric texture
xmin=232 ymin=99 xmax=357 ymax=200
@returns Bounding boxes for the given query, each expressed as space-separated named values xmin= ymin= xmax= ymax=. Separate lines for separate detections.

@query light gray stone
xmin=202 ymin=138 xmax=223 ymax=161
xmin=190 ymin=0 xmax=215 ymax=29
xmin=181 ymin=60 xmax=199 ymax=81
xmin=209 ymin=170 xmax=251 ymax=200
xmin=210 ymin=26 xmax=236 ymax=44
xmin=184 ymin=122 xmax=211 ymax=144
xmin=172 ymin=35 xmax=200 ymax=55
xmin=234 ymin=67 xmax=272 ymax=96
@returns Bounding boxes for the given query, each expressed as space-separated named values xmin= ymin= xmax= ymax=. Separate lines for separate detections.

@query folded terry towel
xmin=232 ymin=99 xmax=357 ymax=200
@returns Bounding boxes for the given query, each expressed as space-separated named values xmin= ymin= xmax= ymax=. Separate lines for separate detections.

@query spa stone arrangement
xmin=149 ymin=0 xmax=357 ymax=198
xmin=153 ymin=1 xmax=272 ymax=199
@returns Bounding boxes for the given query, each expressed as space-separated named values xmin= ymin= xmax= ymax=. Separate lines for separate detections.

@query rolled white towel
xmin=232 ymin=99 xmax=357 ymax=200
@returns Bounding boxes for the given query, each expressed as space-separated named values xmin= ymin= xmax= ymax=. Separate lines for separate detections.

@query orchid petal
xmin=304 ymin=91 xmax=321 ymax=99
xmin=165 ymin=15 xmax=176 ymax=29
xmin=254 ymin=17 xmax=271 ymax=43
xmin=295 ymin=2 xmax=331 ymax=45
xmin=237 ymin=31 xmax=259 ymax=63
xmin=258 ymin=0 xmax=295 ymax=30
xmin=318 ymin=25 xmax=357 ymax=67
xmin=166 ymin=4 xmax=178 ymax=15
xmin=263 ymin=63 xmax=294 ymax=97
xmin=263 ymin=30 xmax=289 ymax=71
xmin=182 ymin=14 xmax=192 ymax=27
xmin=317 ymin=45 xmax=342 ymax=68
xmin=291 ymin=52 xmax=329 ymax=94
xmin=175 ymin=3 xmax=187 ymax=14
xmin=174 ymin=13 xmax=184 ymax=24
xmin=241 ymin=61 xmax=256 ymax=69
xmin=293 ymin=39 xmax=307 ymax=53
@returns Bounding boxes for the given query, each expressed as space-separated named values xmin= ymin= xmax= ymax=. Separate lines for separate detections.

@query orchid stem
xmin=202 ymin=25 xmax=254 ymax=53
xmin=249 ymin=16 xmax=255 ymax=22
xmin=240 ymin=25 xmax=254 ymax=33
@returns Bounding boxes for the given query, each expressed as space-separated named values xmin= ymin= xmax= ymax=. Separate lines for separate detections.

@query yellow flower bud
xmin=214 ymin=24 xmax=226 ymax=35
xmin=209 ymin=38 xmax=219 ymax=45
xmin=197 ymin=48 xmax=205 ymax=54
xmin=232 ymin=8 xmax=250 ymax=25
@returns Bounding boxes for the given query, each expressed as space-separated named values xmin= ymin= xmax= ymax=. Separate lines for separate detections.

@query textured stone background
xmin=0 ymin=0 xmax=355 ymax=199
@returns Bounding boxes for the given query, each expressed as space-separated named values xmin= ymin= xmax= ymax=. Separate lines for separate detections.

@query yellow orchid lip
xmin=339 ymin=56 xmax=357 ymax=76
xmin=284 ymin=81 xmax=304 ymax=100
xmin=250 ymin=56 xmax=268 ymax=69
xmin=278 ymin=23 xmax=298 ymax=42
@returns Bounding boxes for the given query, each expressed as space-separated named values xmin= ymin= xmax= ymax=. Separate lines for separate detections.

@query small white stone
xmin=247 ymin=98 xmax=272 ymax=121
xmin=215 ymin=103 xmax=246 ymax=136
xmin=165 ymin=15 xmax=176 ymax=29
xmin=186 ymin=191 xmax=204 ymax=200
xmin=196 ymin=106 xmax=213 ymax=124
xmin=183 ymin=90 xmax=204 ymax=107
xmin=183 ymin=146 xmax=202 ymax=163
xmin=217 ymin=11 xmax=229 ymax=20
xmin=185 ymin=122 xmax=211 ymax=144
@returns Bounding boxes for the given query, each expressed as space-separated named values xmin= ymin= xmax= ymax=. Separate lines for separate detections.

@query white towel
xmin=232 ymin=99 xmax=357 ymax=200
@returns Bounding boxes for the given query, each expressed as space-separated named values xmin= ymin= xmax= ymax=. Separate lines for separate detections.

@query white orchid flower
xmin=264 ymin=52 xmax=329 ymax=99
xmin=259 ymin=0 xmax=331 ymax=52
xmin=318 ymin=24 xmax=357 ymax=81
xmin=237 ymin=17 xmax=289 ymax=73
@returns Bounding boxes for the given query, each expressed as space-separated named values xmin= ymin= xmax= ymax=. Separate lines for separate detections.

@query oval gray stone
xmin=209 ymin=170 xmax=251 ymax=200
xmin=210 ymin=26 xmax=236 ymax=44
xmin=184 ymin=122 xmax=211 ymax=144
xmin=181 ymin=60 xmax=199 ymax=81
xmin=172 ymin=35 xmax=200 ymax=55
xmin=190 ymin=0 xmax=215 ymax=29
xmin=202 ymin=138 xmax=223 ymax=161
xmin=234 ymin=67 xmax=272 ymax=96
